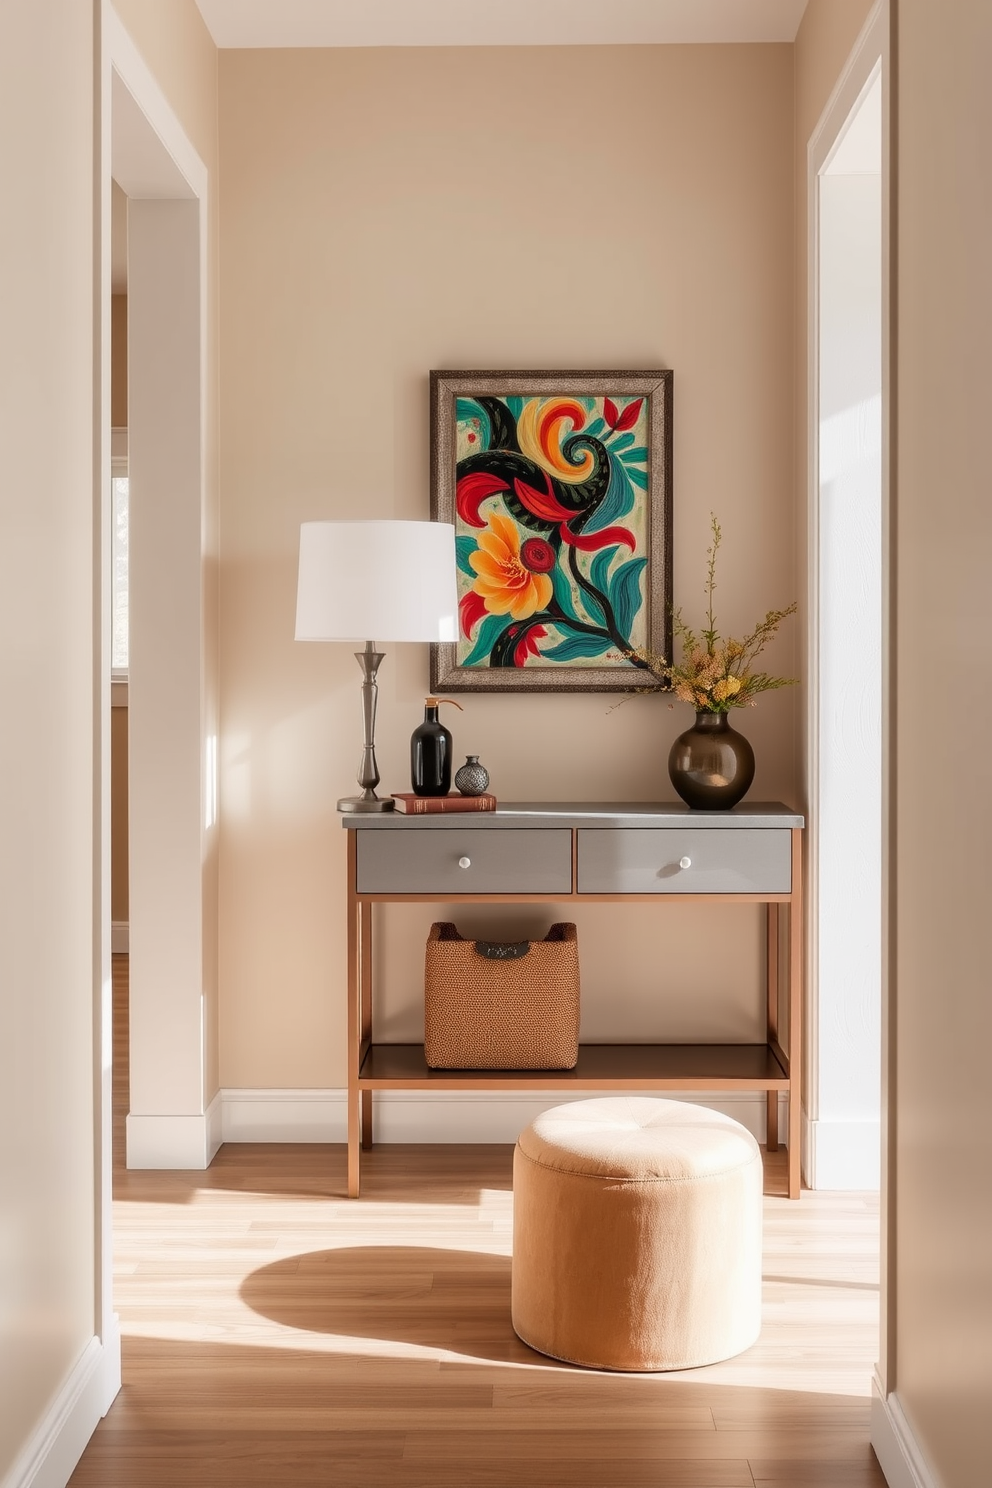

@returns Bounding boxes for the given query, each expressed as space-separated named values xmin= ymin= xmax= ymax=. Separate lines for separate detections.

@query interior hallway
xmin=74 ymin=955 xmax=884 ymax=1487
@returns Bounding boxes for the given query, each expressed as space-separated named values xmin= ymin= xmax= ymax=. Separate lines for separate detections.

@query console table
xmin=342 ymin=802 xmax=804 ymax=1198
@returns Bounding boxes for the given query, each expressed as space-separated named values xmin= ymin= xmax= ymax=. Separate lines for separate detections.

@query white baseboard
xmin=126 ymin=1089 xmax=222 ymax=1169
xmin=110 ymin=921 xmax=128 ymax=954
xmin=2 ymin=1324 xmax=120 ymax=1488
xmin=802 ymin=1111 xmax=881 ymax=1189
xmin=205 ymin=1085 xmax=223 ymax=1160
xmin=218 ymin=1088 xmax=790 ymax=1147
xmin=124 ymin=1088 xmax=793 ymax=1163
xmin=871 ymin=1373 xmax=940 ymax=1488
xmin=221 ymin=1086 xmax=347 ymax=1142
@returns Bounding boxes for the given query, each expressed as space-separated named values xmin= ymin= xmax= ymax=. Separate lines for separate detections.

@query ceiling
xmin=193 ymin=0 xmax=810 ymax=49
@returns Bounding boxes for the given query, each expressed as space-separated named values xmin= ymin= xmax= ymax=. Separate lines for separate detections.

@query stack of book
xmin=390 ymin=793 xmax=497 ymax=815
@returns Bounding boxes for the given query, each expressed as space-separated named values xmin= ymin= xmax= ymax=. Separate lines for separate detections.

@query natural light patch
xmin=819 ymin=394 xmax=881 ymax=485
xmin=119 ymin=1321 xmax=489 ymax=1364
xmin=222 ymin=731 xmax=253 ymax=818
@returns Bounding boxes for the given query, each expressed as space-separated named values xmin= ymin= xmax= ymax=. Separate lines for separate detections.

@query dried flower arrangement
xmin=625 ymin=515 xmax=797 ymax=712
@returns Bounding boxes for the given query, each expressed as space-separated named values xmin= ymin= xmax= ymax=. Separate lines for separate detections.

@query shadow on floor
xmin=240 ymin=1245 xmax=535 ymax=1364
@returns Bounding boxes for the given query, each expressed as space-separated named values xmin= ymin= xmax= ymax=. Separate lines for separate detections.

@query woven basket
xmin=424 ymin=922 xmax=579 ymax=1070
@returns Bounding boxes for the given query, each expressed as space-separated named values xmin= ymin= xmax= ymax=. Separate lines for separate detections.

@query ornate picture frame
xmin=430 ymin=369 xmax=673 ymax=693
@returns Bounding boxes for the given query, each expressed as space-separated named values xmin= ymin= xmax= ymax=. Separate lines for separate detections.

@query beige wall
xmin=217 ymin=44 xmax=796 ymax=1090
xmin=891 ymin=0 xmax=992 ymax=1480
xmin=111 ymin=0 xmax=221 ymax=1103
xmin=0 ymin=0 xmax=99 ymax=1474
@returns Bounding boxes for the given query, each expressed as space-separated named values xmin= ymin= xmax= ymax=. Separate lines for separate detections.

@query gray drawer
xmin=357 ymin=828 xmax=573 ymax=895
xmin=577 ymin=828 xmax=791 ymax=895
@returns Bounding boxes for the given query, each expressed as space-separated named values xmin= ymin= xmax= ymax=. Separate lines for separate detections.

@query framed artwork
xmin=430 ymin=369 xmax=673 ymax=693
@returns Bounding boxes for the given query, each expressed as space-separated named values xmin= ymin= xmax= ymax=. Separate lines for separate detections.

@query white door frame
xmin=102 ymin=3 xmax=214 ymax=1175
xmin=31 ymin=10 xmax=212 ymax=1482
xmin=805 ymin=0 xmax=890 ymax=1193
xmin=802 ymin=3 xmax=915 ymax=1483
xmin=805 ymin=17 xmax=885 ymax=1194
xmin=2 ymin=3 xmax=210 ymax=1477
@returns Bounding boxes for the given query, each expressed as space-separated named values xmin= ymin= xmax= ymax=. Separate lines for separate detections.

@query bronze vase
xmin=668 ymin=710 xmax=755 ymax=811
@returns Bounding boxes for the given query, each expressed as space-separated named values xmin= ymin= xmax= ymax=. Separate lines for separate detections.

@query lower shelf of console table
xmin=342 ymin=802 xmax=804 ymax=1200
xmin=359 ymin=1042 xmax=789 ymax=1088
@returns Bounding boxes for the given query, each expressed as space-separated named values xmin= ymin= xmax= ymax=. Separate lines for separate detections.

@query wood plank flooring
xmin=74 ymin=956 xmax=885 ymax=1487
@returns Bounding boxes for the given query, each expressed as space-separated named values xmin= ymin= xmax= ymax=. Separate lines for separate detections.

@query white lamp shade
xmin=295 ymin=520 xmax=459 ymax=643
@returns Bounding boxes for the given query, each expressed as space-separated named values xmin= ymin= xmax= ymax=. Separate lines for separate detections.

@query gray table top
xmin=341 ymin=801 xmax=804 ymax=830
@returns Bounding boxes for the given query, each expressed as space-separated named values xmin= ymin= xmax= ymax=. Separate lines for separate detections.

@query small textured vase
xmin=668 ymin=711 xmax=755 ymax=811
xmin=455 ymin=754 xmax=490 ymax=796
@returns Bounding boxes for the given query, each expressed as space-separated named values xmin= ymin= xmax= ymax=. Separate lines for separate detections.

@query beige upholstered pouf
xmin=511 ymin=1096 xmax=763 ymax=1371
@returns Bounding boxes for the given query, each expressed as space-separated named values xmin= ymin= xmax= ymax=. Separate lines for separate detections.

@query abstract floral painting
xmin=430 ymin=370 xmax=672 ymax=692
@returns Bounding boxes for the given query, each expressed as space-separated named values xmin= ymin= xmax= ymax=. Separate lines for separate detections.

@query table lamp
xmin=295 ymin=519 xmax=458 ymax=812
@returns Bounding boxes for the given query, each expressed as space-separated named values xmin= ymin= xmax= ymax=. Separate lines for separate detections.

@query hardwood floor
xmin=75 ymin=956 xmax=885 ymax=1487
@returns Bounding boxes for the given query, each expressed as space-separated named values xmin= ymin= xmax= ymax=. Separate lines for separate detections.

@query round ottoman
xmin=511 ymin=1096 xmax=763 ymax=1371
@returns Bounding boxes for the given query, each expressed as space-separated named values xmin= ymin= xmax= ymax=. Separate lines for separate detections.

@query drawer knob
xmin=679 ymin=855 xmax=692 ymax=870
xmin=458 ymin=856 xmax=472 ymax=870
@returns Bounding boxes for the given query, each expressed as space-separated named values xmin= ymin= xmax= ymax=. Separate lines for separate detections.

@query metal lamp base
xmin=337 ymin=794 xmax=395 ymax=814
xmin=336 ymin=641 xmax=396 ymax=816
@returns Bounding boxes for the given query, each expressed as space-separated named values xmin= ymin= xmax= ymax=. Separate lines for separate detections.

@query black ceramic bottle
xmin=411 ymin=697 xmax=463 ymax=796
